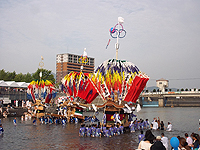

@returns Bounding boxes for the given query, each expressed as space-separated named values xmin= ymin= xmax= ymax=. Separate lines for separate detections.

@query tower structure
xmin=156 ymin=78 xmax=169 ymax=92
xmin=56 ymin=53 xmax=95 ymax=83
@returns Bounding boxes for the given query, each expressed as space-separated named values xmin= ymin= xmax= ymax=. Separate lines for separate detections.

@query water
xmin=0 ymin=107 xmax=200 ymax=150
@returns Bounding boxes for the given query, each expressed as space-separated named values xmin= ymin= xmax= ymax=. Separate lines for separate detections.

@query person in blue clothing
xmin=102 ymin=124 xmax=107 ymax=136
xmin=79 ymin=124 xmax=86 ymax=137
xmin=0 ymin=124 xmax=4 ymax=135
xmin=74 ymin=117 xmax=78 ymax=124
xmin=116 ymin=124 xmax=121 ymax=135
xmin=91 ymin=124 xmax=96 ymax=137
xmin=13 ymin=118 xmax=17 ymax=126
xmin=145 ymin=119 xmax=150 ymax=129
xmin=44 ymin=117 xmax=48 ymax=124
xmin=39 ymin=116 xmax=44 ymax=124
xmin=95 ymin=125 xmax=101 ymax=138
xmin=138 ymin=130 xmax=145 ymax=143
xmin=140 ymin=120 xmax=144 ymax=130
xmin=129 ymin=113 xmax=137 ymax=122
xmin=113 ymin=124 xmax=117 ymax=135
xmin=109 ymin=125 xmax=114 ymax=136
xmin=104 ymin=127 xmax=111 ymax=137
xmin=33 ymin=118 xmax=37 ymax=125
xmin=62 ymin=118 xmax=66 ymax=126
xmin=113 ymin=112 xmax=121 ymax=125
xmin=70 ymin=117 xmax=74 ymax=123
xmin=55 ymin=118 xmax=59 ymax=125
xmin=119 ymin=124 xmax=124 ymax=134
xmin=49 ymin=117 xmax=53 ymax=124
xmin=129 ymin=121 xmax=135 ymax=133
xmin=102 ymin=113 xmax=106 ymax=125
xmin=86 ymin=125 xmax=91 ymax=137
xmin=135 ymin=120 xmax=139 ymax=131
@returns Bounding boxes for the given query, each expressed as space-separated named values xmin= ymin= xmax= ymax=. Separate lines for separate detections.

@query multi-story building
xmin=56 ymin=53 xmax=95 ymax=83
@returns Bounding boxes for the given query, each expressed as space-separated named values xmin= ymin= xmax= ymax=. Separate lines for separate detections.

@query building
xmin=156 ymin=78 xmax=169 ymax=92
xmin=56 ymin=53 xmax=95 ymax=83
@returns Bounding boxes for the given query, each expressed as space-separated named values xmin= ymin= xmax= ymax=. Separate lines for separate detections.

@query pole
xmin=116 ymin=21 xmax=119 ymax=60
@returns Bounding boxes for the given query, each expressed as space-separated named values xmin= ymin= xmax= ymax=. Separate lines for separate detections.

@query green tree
xmin=181 ymin=88 xmax=184 ymax=91
xmin=4 ymin=71 xmax=16 ymax=81
xmin=32 ymin=68 xmax=55 ymax=83
xmin=14 ymin=73 xmax=25 ymax=82
xmin=177 ymin=89 xmax=179 ymax=92
xmin=185 ymin=88 xmax=188 ymax=91
xmin=24 ymin=73 xmax=33 ymax=83
xmin=153 ymin=89 xmax=156 ymax=92
xmin=0 ymin=69 xmax=7 ymax=80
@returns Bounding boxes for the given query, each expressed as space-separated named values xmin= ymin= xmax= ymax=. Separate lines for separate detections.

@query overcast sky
xmin=1 ymin=0 xmax=200 ymax=89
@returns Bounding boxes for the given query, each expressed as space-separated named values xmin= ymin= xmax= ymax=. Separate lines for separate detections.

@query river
xmin=0 ymin=107 xmax=199 ymax=150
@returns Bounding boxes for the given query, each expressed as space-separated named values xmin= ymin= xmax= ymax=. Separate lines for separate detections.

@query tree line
xmin=0 ymin=69 xmax=55 ymax=83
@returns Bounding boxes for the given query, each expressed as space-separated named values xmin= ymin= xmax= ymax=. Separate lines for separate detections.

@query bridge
xmin=139 ymin=91 xmax=200 ymax=107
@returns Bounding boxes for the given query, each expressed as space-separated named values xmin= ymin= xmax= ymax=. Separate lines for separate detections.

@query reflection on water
xmin=0 ymin=107 xmax=200 ymax=150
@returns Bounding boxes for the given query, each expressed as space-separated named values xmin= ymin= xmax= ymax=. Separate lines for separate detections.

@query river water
xmin=0 ymin=107 xmax=200 ymax=150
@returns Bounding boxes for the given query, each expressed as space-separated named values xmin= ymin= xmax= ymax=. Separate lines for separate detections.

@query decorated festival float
xmin=59 ymin=17 xmax=150 ymax=128
xmin=27 ymin=57 xmax=57 ymax=118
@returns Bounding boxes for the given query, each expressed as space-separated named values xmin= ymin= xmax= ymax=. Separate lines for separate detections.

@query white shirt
xmin=161 ymin=136 xmax=168 ymax=150
xmin=186 ymin=136 xmax=193 ymax=145
xmin=167 ymin=124 xmax=172 ymax=131
xmin=152 ymin=122 xmax=158 ymax=130
xmin=138 ymin=141 xmax=152 ymax=150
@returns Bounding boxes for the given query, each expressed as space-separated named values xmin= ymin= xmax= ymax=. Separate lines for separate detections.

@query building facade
xmin=56 ymin=53 xmax=95 ymax=83
xmin=156 ymin=78 xmax=169 ymax=92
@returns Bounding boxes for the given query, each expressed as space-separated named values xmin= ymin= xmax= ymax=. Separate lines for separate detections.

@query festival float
xmin=27 ymin=57 xmax=56 ymax=118
xmin=60 ymin=17 xmax=149 ymax=127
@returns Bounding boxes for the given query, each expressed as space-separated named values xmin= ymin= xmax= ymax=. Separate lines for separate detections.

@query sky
xmin=0 ymin=0 xmax=200 ymax=89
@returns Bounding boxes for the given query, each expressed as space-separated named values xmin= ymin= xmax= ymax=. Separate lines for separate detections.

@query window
xmin=74 ymin=55 xmax=77 ymax=63
xmin=90 ymin=58 xmax=94 ymax=66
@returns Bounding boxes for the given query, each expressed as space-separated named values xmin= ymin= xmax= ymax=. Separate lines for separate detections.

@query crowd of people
xmin=129 ymin=117 xmax=172 ymax=133
xmin=20 ymin=114 xmax=79 ymax=126
xmin=79 ymin=122 xmax=124 ymax=138
xmin=137 ymin=129 xmax=200 ymax=150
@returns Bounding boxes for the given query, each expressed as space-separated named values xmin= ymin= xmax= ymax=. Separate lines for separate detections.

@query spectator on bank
xmin=185 ymin=133 xmax=193 ymax=146
xmin=150 ymin=136 xmax=166 ymax=150
xmin=178 ymin=137 xmax=191 ymax=150
xmin=189 ymin=133 xmax=200 ymax=150
xmin=138 ymin=130 xmax=155 ymax=150
xmin=161 ymin=133 xmax=168 ymax=150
